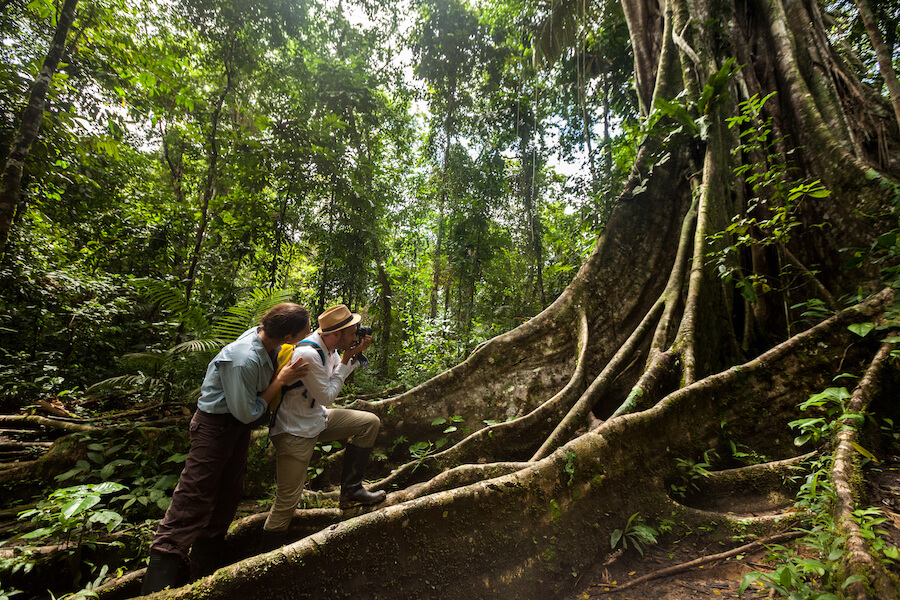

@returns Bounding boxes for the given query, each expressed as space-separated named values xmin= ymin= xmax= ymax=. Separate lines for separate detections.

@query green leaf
xmin=739 ymin=572 xmax=761 ymax=595
xmin=848 ymin=322 xmax=875 ymax=337
xmin=21 ymin=526 xmax=55 ymax=540
xmin=850 ymin=441 xmax=878 ymax=462
xmin=842 ymin=575 xmax=866 ymax=589
xmin=93 ymin=482 xmax=126 ymax=494
xmin=61 ymin=495 xmax=101 ymax=520
xmin=55 ymin=467 xmax=85 ymax=482
xmin=610 ymin=529 xmax=623 ymax=549
xmin=89 ymin=510 xmax=123 ymax=532
xmin=827 ymin=548 xmax=845 ymax=561
xmin=653 ymin=98 xmax=700 ymax=136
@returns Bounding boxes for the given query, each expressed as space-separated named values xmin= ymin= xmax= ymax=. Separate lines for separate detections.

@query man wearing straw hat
xmin=262 ymin=304 xmax=386 ymax=548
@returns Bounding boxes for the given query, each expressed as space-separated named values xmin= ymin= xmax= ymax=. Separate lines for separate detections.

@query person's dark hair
xmin=260 ymin=303 xmax=310 ymax=339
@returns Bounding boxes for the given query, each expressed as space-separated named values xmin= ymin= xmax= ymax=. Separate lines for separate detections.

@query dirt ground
xmin=563 ymin=456 xmax=900 ymax=599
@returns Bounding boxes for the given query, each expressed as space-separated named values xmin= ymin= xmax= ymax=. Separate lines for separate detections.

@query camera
xmin=353 ymin=324 xmax=373 ymax=367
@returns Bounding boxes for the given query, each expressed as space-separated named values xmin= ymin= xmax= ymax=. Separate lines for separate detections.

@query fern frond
xmin=170 ymin=338 xmax=226 ymax=355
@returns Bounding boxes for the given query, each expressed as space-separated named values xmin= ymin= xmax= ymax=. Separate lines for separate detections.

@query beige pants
xmin=264 ymin=408 xmax=380 ymax=532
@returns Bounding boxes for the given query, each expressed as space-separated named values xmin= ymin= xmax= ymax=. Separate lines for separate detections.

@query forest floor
xmin=564 ymin=456 xmax=900 ymax=600
xmin=2 ymin=405 xmax=899 ymax=600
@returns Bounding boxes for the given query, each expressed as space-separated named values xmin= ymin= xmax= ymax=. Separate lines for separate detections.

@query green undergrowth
xmin=738 ymin=386 xmax=900 ymax=599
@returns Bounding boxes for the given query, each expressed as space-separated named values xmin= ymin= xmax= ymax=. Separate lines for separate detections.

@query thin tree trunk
xmin=269 ymin=194 xmax=289 ymax=287
xmin=603 ymin=76 xmax=612 ymax=175
xmin=316 ymin=182 xmax=336 ymax=318
xmin=578 ymin=47 xmax=596 ymax=178
xmin=431 ymin=89 xmax=456 ymax=320
xmin=373 ymin=243 xmax=393 ymax=376
xmin=161 ymin=128 xmax=186 ymax=205
xmin=184 ymin=62 xmax=233 ymax=306
xmin=0 ymin=0 xmax=79 ymax=261
xmin=854 ymin=0 xmax=900 ymax=134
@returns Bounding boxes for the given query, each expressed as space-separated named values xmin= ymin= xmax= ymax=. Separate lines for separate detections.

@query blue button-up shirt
xmin=196 ymin=327 xmax=275 ymax=424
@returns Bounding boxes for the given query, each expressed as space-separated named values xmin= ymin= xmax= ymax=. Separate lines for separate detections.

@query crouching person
xmin=262 ymin=304 xmax=386 ymax=550
xmin=141 ymin=303 xmax=311 ymax=595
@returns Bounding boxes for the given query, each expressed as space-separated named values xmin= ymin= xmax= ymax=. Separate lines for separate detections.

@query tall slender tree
xmin=0 ymin=0 xmax=79 ymax=261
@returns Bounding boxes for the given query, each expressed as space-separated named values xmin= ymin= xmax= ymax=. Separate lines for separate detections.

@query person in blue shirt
xmin=141 ymin=303 xmax=312 ymax=595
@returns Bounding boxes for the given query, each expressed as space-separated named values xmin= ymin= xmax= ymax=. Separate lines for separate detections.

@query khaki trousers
xmin=264 ymin=408 xmax=380 ymax=532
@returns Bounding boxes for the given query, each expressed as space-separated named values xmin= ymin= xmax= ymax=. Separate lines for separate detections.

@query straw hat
xmin=316 ymin=304 xmax=362 ymax=335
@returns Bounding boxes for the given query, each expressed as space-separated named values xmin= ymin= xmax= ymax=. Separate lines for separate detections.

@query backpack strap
xmin=280 ymin=340 xmax=325 ymax=392
xmin=298 ymin=339 xmax=326 ymax=364
xmin=269 ymin=340 xmax=328 ymax=428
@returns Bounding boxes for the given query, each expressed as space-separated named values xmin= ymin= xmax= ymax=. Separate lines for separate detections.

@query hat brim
xmin=316 ymin=313 xmax=362 ymax=335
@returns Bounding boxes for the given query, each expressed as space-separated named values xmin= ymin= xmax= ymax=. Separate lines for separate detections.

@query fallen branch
xmin=0 ymin=415 xmax=96 ymax=433
xmin=590 ymin=530 xmax=803 ymax=594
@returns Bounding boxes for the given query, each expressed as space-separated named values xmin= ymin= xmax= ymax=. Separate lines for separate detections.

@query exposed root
xmin=833 ymin=337 xmax=898 ymax=600
xmin=368 ymin=310 xmax=590 ymax=487
xmin=388 ymin=461 xmax=529 ymax=502
xmin=611 ymin=350 xmax=677 ymax=417
xmin=532 ymin=305 xmax=650 ymax=460
xmin=681 ymin=453 xmax=816 ymax=515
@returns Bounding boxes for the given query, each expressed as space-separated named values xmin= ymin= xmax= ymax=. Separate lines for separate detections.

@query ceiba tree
xmin=112 ymin=0 xmax=899 ymax=598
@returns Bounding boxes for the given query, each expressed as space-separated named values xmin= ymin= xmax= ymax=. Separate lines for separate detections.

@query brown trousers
xmin=150 ymin=410 xmax=251 ymax=558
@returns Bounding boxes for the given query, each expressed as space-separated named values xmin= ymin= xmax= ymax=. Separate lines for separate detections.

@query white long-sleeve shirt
xmin=269 ymin=331 xmax=356 ymax=438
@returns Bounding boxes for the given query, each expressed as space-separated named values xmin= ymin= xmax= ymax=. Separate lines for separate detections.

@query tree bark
xmin=854 ymin=0 xmax=900 ymax=135
xmin=0 ymin=0 xmax=79 ymax=261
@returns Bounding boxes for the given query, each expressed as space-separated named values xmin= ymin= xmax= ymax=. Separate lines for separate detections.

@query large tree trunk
xmin=104 ymin=0 xmax=900 ymax=598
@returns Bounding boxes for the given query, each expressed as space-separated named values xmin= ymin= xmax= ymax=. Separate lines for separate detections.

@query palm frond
xmin=170 ymin=338 xmax=226 ymax=355
xmin=211 ymin=288 xmax=294 ymax=341
xmin=132 ymin=278 xmax=211 ymax=335
xmin=86 ymin=374 xmax=165 ymax=393
xmin=533 ymin=0 xmax=597 ymax=68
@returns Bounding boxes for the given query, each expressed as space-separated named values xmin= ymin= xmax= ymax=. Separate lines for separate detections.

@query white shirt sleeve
xmin=296 ymin=346 xmax=356 ymax=407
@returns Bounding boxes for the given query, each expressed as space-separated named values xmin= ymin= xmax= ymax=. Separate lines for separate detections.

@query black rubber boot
xmin=141 ymin=550 xmax=186 ymax=595
xmin=189 ymin=535 xmax=225 ymax=580
xmin=258 ymin=528 xmax=287 ymax=553
xmin=339 ymin=444 xmax=387 ymax=509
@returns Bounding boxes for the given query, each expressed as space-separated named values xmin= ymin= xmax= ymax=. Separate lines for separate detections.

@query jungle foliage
xmin=1 ymin=0 xmax=900 ymax=598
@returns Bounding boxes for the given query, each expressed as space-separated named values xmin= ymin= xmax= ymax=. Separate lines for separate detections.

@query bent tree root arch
xmin=94 ymin=0 xmax=900 ymax=597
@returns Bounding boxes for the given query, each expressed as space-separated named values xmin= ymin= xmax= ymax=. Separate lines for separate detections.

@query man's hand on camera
xmin=342 ymin=335 xmax=371 ymax=364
